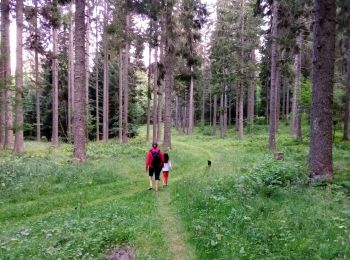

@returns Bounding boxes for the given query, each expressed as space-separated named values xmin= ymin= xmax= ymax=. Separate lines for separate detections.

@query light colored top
xmin=162 ymin=161 xmax=172 ymax=172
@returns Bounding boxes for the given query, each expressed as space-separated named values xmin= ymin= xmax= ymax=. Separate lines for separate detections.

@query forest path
xmin=156 ymin=190 xmax=196 ymax=260
xmin=151 ymin=138 xmax=219 ymax=260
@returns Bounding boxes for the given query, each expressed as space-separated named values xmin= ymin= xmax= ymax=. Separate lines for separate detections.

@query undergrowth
xmin=0 ymin=126 xmax=349 ymax=259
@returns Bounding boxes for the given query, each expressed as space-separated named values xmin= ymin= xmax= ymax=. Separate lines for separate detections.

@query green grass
xmin=0 ymin=125 xmax=349 ymax=259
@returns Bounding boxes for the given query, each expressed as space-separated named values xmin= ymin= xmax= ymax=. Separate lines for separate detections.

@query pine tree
xmin=15 ymin=0 xmax=25 ymax=153
xmin=309 ymin=0 xmax=336 ymax=181
xmin=268 ymin=0 xmax=279 ymax=150
xmin=73 ymin=0 xmax=87 ymax=162
xmin=1 ymin=0 xmax=14 ymax=148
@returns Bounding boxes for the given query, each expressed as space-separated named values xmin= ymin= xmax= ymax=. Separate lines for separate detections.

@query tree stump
xmin=274 ymin=151 xmax=284 ymax=160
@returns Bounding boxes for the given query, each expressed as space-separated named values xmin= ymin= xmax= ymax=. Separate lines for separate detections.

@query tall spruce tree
xmin=73 ymin=0 xmax=87 ymax=161
xmin=309 ymin=0 xmax=336 ymax=181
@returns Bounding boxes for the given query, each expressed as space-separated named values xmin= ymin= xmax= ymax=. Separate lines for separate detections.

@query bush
xmin=245 ymin=156 xmax=308 ymax=195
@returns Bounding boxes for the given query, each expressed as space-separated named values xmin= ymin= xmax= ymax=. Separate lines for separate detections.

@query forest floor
xmin=0 ymin=124 xmax=350 ymax=259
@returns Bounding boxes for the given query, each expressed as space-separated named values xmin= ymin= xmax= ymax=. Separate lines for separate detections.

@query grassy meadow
xmin=0 ymin=124 xmax=349 ymax=259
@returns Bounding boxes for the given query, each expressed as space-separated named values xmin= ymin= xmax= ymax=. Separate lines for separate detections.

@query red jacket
xmin=146 ymin=148 xmax=164 ymax=170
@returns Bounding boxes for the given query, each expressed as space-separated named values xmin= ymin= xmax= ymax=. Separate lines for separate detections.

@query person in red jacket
xmin=146 ymin=142 xmax=164 ymax=191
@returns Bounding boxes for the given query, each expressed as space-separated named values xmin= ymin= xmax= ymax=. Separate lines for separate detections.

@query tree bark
xmin=212 ymin=94 xmax=217 ymax=135
xmin=290 ymin=33 xmax=302 ymax=136
xmin=157 ymin=92 xmax=163 ymax=141
xmin=2 ymin=0 xmax=13 ymax=148
xmin=163 ymin=55 xmax=173 ymax=148
xmin=15 ymin=0 xmax=24 ymax=153
xmin=344 ymin=36 xmax=350 ymax=141
xmin=220 ymin=91 xmax=224 ymax=138
xmin=228 ymin=93 xmax=231 ymax=127
xmin=282 ymin=79 xmax=286 ymax=120
xmin=85 ymin=0 xmax=92 ymax=138
xmin=247 ymin=52 xmax=255 ymax=134
xmin=309 ymin=0 xmax=336 ymax=181
xmin=268 ymin=0 xmax=278 ymax=150
xmin=224 ymin=86 xmax=228 ymax=134
xmin=68 ymin=2 xmax=74 ymax=142
xmin=146 ymin=45 xmax=152 ymax=142
xmin=0 ymin=5 xmax=4 ymax=147
xmin=175 ymin=95 xmax=179 ymax=131
xmin=73 ymin=0 xmax=87 ymax=162
xmin=238 ymin=0 xmax=245 ymax=140
xmin=201 ymin=86 xmax=205 ymax=125
xmin=163 ymin=1 xmax=175 ymax=149
xmin=276 ymin=66 xmax=281 ymax=130
xmin=286 ymin=80 xmax=290 ymax=121
xmin=238 ymin=82 xmax=244 ymax=139
xmin=235 ymin=93 xmax=239 ymax=131
xmin=118 ymin=47 xmax=123 ymax=143
xmin=153 ymin=45 xmax=158 ymax=143
xmin=34 ymin=0 xmax=41 ymax=142
xmin=209 ymin=88 xmax=212 ymax=127
xmin=52 ymin=28 xmax=59 ymax=146
xmin=95 ymin=1 xmax=99 ymax=141
xmin=188 ymin=67 xmax=194 ymax=134
xmin=122 ymin=13 xmax=130 ymax=144
xmin=102 ymin=2 xmax=109 ymax=142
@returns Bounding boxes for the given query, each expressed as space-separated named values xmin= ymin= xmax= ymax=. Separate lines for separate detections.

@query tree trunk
xmin=118 ymin=47 xmax=123 ymax=143
xmin=247 ymin=52 xmax=255 ymax=134
xmin=184 ymin=93 xmax=188 ymax=133
xmin=122 ymin=13 xmax=130 ymax=144
xmin=68 ymin=2 xmax=74 ymax=142
xmin=238 ymin=0 xmax=245 ymax=140
xmin=0 ymin=13 xmax=3 ymax=147
xmin=73 ymin=0 xmax=87 ymax=162
xmin=153 ymin=45 xmax=158 ymax=143
xmin=266 ymin=78 xmax=269 ymax=124
xmin=286 ymin=80 xmax=290 ymax=120
xmin=228 ymin=93 xmax=231 ymax=127
xmin=344 ymin=36 xmax=350 ymax=141
xmin=201 ymin=87 xmax=205 ymax=125
xmin=175 ymin=95 xmax=179 ymax=131
xmin=268 ymin=0 xmax=278 ymax=150
xmin=276 ymin=66 xmax=281 ymax=130
xmin=95 ymin=1 xmax=99 ymax=141
xmin=235 ymin=93 xmax=239 ymax=131
xmin=163 ymin=51 xmax=174 ymax=148
xmin=33 ymin=0 xmax=41 ymax=142
xmin=220 ymin=91 xmax=224 ymax=138
xmin=290 ymin=33 xmax=302 ymax=136
xmin=15 ymin=0 xmax=24 ymax=153
xmin=238 ymin=82 xmax=244 ymax=139
xmin=182 ymin=98 xmax=186 ymax=133
xmin=224 ymin=87 xmax=228 ymax=134
xmin=85 ymin=0 xmax=92 ymax=138
xmin=209 ymin=88 xmax=212 ymax=127
xmin=52 ymin=28 xmax=59 ymax=146
xmin=282 ymin=79 xmax=286 ymax=120
xmin=1 ymin=0 xmax=13 ymax=148
xmin=157 ymin=92 xmax=163 ymax=141
xmin=146 ymin=45 xmax=152 ymax=142
xmin=102 ymin=2 xmax=109 ymax=142
xmin=188 ymin=67 xmax=194 ymax=134
xmin=158 ymin=14 xmax=165 ymax=141
xmin=163 ymin=1 xmax=175 ymax=149
xmin=309 ymin=0 xmax=336 ymax=181
xmin=212 ymin=94 xmax=217 ymax=135
xmin=295 ymin=33 xmax=303 ymax=143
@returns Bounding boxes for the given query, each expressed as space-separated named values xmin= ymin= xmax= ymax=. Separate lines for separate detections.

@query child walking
xmin=162 ymin=153 xmax=172 ymax=187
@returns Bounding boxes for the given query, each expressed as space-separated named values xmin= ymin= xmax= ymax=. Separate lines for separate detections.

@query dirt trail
xmin=156 ymin=190 xmax=196 ymax=260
